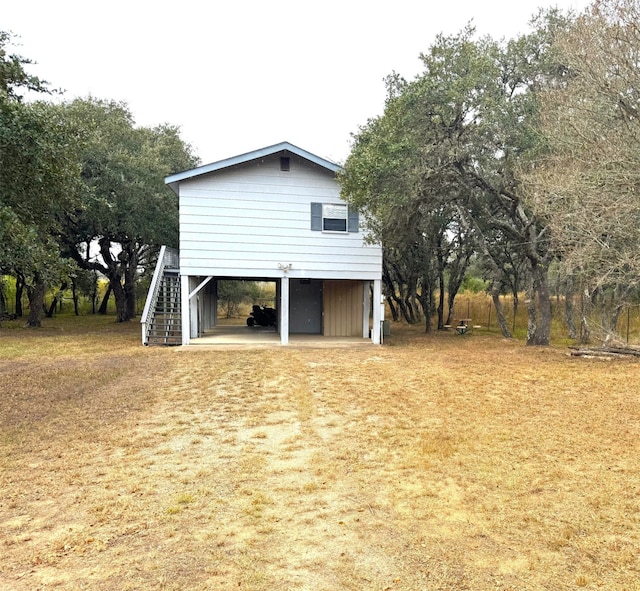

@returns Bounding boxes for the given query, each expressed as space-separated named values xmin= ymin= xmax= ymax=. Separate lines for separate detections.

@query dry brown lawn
xmin=1 ymin=317 xmax=639 ymax=590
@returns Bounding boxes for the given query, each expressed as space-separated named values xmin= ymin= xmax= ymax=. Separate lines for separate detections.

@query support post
xmin=280 ymin=276 xmax=289 ymax=345
xmin=372 ymin=279 xmax=382 ymax=344
xmin=212 ymin=280 xmax=218 ymax=328
xmin=362 ymin=281 xmax=371 ymax=338
xmin=181 ymin=274 xmax=190 ymax=345
xmin=190 ymin=280 xmax=198 ymax=339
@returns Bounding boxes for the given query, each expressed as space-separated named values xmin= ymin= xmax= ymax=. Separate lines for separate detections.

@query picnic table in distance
xmin=443 ymin=318 xmax=478 ymax=335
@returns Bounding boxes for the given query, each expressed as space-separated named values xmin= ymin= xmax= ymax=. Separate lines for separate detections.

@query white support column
xmin=280 ymin=276 xmax=289 ymax=345
xmin=190 ymin=278 xmax=198 ymax=339
xmin=181 ymin=274 xmax=190 ymax=346
xmin=212 ymin=280 xmax=218 ymax=327
xmin=372 ymin=279 xmax=382 ymax=345
xmin=362 ymin=281 xmax=371 ymax=338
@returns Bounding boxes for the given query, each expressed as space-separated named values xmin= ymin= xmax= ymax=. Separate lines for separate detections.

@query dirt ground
xmin=1 ymin=318 xmax=639 ymax=590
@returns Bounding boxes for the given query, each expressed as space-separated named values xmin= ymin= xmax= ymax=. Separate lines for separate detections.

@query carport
xmin=183 ymin=276 xmax=380 ymax=346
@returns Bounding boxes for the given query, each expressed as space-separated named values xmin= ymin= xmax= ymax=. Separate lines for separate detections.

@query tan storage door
xmin=323 ymin=280 xmax=364 ymax=337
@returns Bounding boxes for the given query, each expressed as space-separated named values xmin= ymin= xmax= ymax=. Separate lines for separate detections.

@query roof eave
xmin=165 ymin=141 xmax=341 ymax=193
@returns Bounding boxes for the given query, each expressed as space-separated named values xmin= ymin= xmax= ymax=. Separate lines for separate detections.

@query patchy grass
xmin=1 ymin=316 xmax=639 ymax=590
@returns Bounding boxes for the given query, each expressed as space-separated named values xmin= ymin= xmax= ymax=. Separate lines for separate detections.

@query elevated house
xmin=141 ymin=142 xmax=383 ymax=346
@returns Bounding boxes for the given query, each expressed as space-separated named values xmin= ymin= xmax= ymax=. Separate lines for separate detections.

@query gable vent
xmin=280 ymin=156 xmax=290 ymax=172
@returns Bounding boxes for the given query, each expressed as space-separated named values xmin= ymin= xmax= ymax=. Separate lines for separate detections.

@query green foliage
xmin=0 ymin=31 xmax=49 ymax=100
xmin=61 ymin=98 xmax=195 ymax=250
xmin=460 ymin=275 xmax=489 ymax=294
xmin=0 ymin=32 xmax=83 ymax=326
xmin=0 ymin=31 xmax=198 ymax=325
xmin=217 ymin=281 xmax=265 ymax=318
xmin=53 ymin=97 xmax=198 ymax=322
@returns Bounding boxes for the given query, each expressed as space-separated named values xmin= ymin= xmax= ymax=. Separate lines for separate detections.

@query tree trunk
xmin=490 ymin=280 xmax=512 ymax=338
xmin=26 ymin=273 xmax=45 ymax=328
xmin=435 ymin=236 xmax=446 ymax=330
xmin=71 ymin=277 xmax=80 ymax=316
xmin=381 ymin=265 xmax=400 ymax=321
xmin=526 ymin=262 xmax=551 ymax=346
xmin=403 ymin=296 xmax=417 ymax=323
xmin=97 ymin=238 xmax=132 ymax=322
xmin=386 ymin=296 xmax=399 ymax=321
xmin=609 ymin=304 xmax=624 ymax=334
xmin=90 ymin=272 xmax=98 ymax=314
xmin=444 ymin=235 xmax=472 ymax=327
xmin=110 ymin=279 xmax=129 ymax=322
xmin=436 ymin=272 xmax=445 ymax=330
xmin=564 ymin=278 xmax=577 ymax=340
xmin=45 ymin=298 xmax=57 ymax=318
xmin=396 ymin=297 xmax=413 ymax=324
xmin=125 ymin=278 xmax=136 ymax=319
xmin=45 ymin=281 xmax=68 ymax=318
xmin=98 ymin=283 xmax=112 ymax=315
xmin=455 ymin=203 xmax=512 ymax=338
xmin=15 ymin=274 xmax=25 ymax=317
xmin=417 ymin=280 xmax=434 ymax=333
xmin=0 ymin=278 xmax=6 ymax=315
xmin=123 ymin=243 xmax=139 ymax=319
xmin=579 ymin=289 xmax=591 ymax=344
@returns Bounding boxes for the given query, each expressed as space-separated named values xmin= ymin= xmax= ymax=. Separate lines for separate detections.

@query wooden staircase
xmin=141 ymin=246 xmax=182 ymax=346
xmin=146 ymin=270 xmax=181 ymax=345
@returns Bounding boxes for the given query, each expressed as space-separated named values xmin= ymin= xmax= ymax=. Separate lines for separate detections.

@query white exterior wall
xmin=178 ymin=154 xmax=381 ymax=280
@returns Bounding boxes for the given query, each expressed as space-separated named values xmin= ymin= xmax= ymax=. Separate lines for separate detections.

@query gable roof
xmin=165 ymin=141 xmax=341 ymax=194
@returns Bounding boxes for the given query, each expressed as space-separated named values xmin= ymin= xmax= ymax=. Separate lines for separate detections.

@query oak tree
xmin=58 ymin=97 xmax=198 ymax=322
xmin=523 ymin=0 xmax=640 ymax=340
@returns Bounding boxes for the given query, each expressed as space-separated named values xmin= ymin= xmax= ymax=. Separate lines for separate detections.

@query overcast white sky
xmin=5 ymin=0 xmax=590 ymax=167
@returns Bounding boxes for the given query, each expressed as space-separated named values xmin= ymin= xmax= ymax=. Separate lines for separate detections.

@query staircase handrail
xmin=141 ymin=246 xmax=179 ymax=345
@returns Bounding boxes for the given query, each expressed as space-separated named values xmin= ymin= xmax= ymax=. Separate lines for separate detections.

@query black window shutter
xmin=310 ymin=202 xmax=322 ymax=231
xmin=348 ymin=209 xmax=359 ymax=233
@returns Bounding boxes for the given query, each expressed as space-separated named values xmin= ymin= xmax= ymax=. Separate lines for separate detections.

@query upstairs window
xmin=322 ymin=203 xmax=347 ymax=231
xmin=311 ymin=202 xmax=359 ymax=233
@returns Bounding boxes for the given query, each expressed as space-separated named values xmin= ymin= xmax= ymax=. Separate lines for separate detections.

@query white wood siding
xmin=179 ymin=154 xmax=382 ymax=280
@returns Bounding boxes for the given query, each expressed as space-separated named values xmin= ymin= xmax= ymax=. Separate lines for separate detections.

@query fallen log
xmin=569 ymin=345 xmax=640 ymax=358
